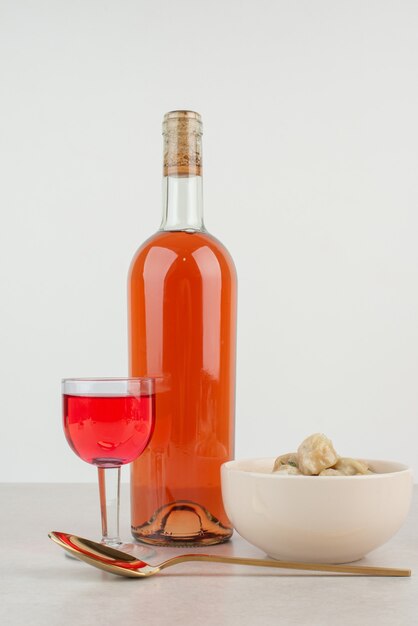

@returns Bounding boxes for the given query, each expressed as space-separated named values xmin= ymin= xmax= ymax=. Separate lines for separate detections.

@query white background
xmin=1 ymin=0 xmax=417 ymax=482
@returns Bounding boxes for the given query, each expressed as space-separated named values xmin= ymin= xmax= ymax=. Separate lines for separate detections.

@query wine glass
xmin=62 ymin=377 xmax=155 ymax=557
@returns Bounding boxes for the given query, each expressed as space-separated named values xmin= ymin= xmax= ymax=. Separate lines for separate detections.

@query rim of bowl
xmin=222 ymin=457 xmax=412 ymax=479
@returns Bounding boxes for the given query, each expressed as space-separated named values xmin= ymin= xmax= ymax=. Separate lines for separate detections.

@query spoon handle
xmin=165 ymin=554 xmax=411 ymax=577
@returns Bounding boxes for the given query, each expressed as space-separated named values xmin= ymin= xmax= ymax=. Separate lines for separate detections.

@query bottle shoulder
xmin=129 ymin=230 xmax=236 ymax=280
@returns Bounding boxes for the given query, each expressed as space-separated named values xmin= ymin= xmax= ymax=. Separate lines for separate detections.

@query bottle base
xmin=131 ymin=500 xmax=233 ymax=547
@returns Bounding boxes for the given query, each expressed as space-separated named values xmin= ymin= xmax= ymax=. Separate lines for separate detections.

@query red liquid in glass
xmin=63 ymin=394 xmax=155 ymax=467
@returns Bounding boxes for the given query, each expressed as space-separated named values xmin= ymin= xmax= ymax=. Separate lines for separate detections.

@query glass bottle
xmin=128 ymin=111 xmax=237 ymax=545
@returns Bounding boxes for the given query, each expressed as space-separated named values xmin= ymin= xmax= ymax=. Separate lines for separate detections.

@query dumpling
xmin=272 ymin=433 xmax=376 ymax=477
xmin=333 ymin=458 xmax=369 ymax=476
xmin=275 ymin=464 xmax=301 ymax=475
xmin=297 ymin=433 xmax=339 ymax=475
xmin=319 ymin=468 xmax=344 ymax=476
xmin=272 ymin=452 xmax=298 ymax=473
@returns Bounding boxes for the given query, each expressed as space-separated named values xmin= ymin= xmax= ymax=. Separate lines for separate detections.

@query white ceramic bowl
xmin=221 ymin=458 xmax=413 ymax=563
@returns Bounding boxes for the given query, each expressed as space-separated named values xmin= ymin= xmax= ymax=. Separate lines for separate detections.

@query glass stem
xmin=98 ymin=466 xmax=121 ymax=546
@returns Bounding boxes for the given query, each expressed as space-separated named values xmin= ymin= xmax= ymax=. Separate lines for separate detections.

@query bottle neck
xmin=160 ymin=111 xmax=204 ymax=232
xmin=160 ymin=175 xmax=205 ymax=232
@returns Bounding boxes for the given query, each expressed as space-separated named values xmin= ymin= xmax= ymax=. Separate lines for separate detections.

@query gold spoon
xmin=48 ymin=531 xmax=411 ymax=578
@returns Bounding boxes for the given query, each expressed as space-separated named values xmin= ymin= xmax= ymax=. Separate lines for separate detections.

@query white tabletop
xmin=1 ymin=483 xmax=417 ymax=626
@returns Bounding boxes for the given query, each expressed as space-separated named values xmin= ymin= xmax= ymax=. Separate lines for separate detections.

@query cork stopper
xmin=163 ymin=111 xmax=203 ymax=177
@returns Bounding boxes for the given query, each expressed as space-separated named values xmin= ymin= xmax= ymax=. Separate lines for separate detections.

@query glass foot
xmin=64 ymin=539 xmax=155 ymax=561
xmin=114 ymin=541 xmax=155 ymax=560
